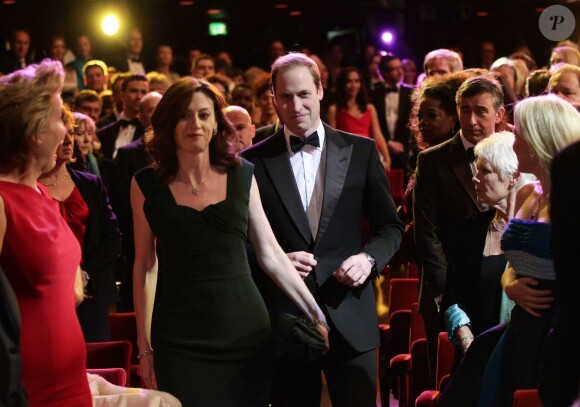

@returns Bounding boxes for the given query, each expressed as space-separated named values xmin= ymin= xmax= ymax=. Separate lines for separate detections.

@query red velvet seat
xmin=87 ymin=367 xmax=127 ymax=387
xmin=86 ymin=340 xmax=132 ymax=386
xmin=513 ymin=389 xmax=543 ymax=407
xmin=386 ymin=168 xmax=405 ymax=207
xmin=109 ymin=312 xmax=142 ymax=387
xmin=378 ymin=278 xmax=419 ymax=406
xmin=415 ymin=332 xmax=455 ymax=406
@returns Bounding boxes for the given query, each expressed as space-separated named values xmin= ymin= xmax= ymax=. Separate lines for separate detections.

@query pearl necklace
xmin=39 ymin=171 xmax=69 ymax=187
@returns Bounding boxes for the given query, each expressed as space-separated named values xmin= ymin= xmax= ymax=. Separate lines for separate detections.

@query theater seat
xmin=86 ymin=341 xmax=132 ymax=386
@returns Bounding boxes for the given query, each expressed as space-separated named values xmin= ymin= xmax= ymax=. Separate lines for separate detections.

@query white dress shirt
xmin=385 ymin=84 xmax=400 ymax=140
xmin=113 ymin=117 xmax=138 ymax=159
xmin=285 ymin=122 xmax=326 ymax=240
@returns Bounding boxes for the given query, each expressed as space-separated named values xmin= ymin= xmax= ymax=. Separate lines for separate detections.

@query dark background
xmin=1 ymin=0 xmax=578 ymax=70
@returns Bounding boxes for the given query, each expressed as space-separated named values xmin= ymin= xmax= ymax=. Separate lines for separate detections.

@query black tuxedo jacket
xmin=97 ymin=119 xmax=145 ymax=160
xmin=242 ymin=124 xmax=404 ymax=353
xmin=0 ymin=266 xmax=29 ymax=406
xmin=68 ymin=169 xmax=122 ymax=306
xmin=413 ymin=132 xmax=483 ymax=314
xmin=114 ymin=137 xmax=152 ymax=260
xmin=371 ymin=83 xmax=414 ymax=169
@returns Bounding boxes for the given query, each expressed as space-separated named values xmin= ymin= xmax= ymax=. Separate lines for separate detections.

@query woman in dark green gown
xmin=131 ymin=77 xmax=329 ymax=406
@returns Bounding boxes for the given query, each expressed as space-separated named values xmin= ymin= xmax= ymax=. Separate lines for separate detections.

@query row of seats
xmin=378 ymin=265 xmax=545 ymax=406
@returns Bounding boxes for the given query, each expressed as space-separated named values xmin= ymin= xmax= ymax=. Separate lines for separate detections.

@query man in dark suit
xmin=371 ymin=53 xmax=413 ymax=171
xmin=113 ymin=91 xmax=160 ymax=311
xmin=0 ymin=28 xmax=33 ymax=75
xmin=242 ymin=53 xmax=403 ymax=407
xmin=413 ymin=76 xmax=505 ymax=385
xmin=97 ymin=74 xmax=149 ymax=160
xmin=109 ymin=28 xmax=151 ymax=74
xmin=540 ymin=140 xmax=580 ymax=407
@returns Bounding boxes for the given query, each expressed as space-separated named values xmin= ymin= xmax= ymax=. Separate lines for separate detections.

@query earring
xmin=212 ymin=128 xmax=218 ymax=136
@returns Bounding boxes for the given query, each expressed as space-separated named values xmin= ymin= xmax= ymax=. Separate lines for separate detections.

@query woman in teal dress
xmin=131 ymin=77 xmax=329 ymax=406
xmin=479 ymin=94 xmax=580 ymax=406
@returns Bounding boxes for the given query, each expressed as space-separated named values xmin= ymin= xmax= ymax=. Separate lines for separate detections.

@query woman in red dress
xmin=327 ymin=67 xmax=391 ymax=170
xmin=0 ymin=60 xmax=92 ymax=406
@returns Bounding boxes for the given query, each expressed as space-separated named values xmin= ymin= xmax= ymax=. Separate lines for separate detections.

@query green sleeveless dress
xmin=135 ymin=160 xmax=272 ymax=406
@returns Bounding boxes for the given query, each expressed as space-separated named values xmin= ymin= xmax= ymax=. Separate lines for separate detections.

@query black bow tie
xmin=119 ymin=118 xmax=142 ymax=129
xmin=385 ymin=87 xmax=398 ymax=94
xmin=466 ymin=147 xmax=476 ymax=163
xmin=290 ymin=132 xmax=320 ymax=153
xmin=129 ymin=57 xmax=141 ymax=63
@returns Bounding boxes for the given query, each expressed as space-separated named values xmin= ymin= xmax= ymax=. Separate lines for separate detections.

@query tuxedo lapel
xmin=261 ymin=133 xmax=312 ymax=244
xmin=449 ymin=134 xmax=480 ymax=208
xmin=315 ymin=126 xmax=352 ymax=247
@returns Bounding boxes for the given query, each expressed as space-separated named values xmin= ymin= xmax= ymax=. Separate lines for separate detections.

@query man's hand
xmin=388 ymin=140 xmax=405 ymax=155
xmin=287 ymin=251 xmax=317 ymax=278
xmin=333 ymin=253 xmax=373 ymax=287
xmin=504 ymin=277 xmax=553 ymax=318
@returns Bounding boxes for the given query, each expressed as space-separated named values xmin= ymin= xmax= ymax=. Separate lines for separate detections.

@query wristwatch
xmin=360 ymin=251 xmax=377 ymax=272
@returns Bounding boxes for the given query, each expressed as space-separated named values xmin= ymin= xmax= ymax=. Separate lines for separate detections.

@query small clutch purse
xmin=279 ymin=314 xmax=327 ymax=364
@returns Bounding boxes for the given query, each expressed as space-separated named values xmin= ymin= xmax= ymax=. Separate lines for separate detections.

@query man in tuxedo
xmin=242 ymin=53 xmax=403 ymax=407
xmin=0 ymin=28 xmax=33 ymax=75
xmin=413 ymin=76 xmax=505 ymax=384
xmin=83 ymin=60 xmax=109 ymax=95
xmin=224 ymin=105 xmax=255 ymax=150
xmin=113 ymin=91 xmax=160 ymax=311
xmin=371 ymin=53 xmax=413 ymax=171
xmin=72 ymin=90 xmax=102 ymax=124
xmin=109 ymin=28 xmax=150 ymax=74
xmin=97 ymin=74 xmax=149 ymax=160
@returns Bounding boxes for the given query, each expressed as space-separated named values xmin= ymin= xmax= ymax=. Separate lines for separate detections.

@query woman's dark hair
xmin=147 ymin=77 xmax=240 ymax=184
xmin=335 ymin=67 xmax=369 ymax=112
xmin=409 ymin=71 xmax=474 ymax=149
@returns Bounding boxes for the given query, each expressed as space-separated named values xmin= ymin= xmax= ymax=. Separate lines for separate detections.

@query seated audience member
xmin=146 ymin=71 xmax=171 ymax=93
xmin=253 ymin=73 xmax=278 ymax=127
xmin=68 ymin=35 xmax=94 ymax=91
xmin=525 ymin=69 xmax=551 ymax=98
xmin=207 ymin=73 xmax=231 ymax=102
xmin=491 ymin=57 xmax=526 ymax=100
xmin=364 ymin=52 xmax=384 ymax=90
xmin=49 ymin=35 xmax=78 ymax=104
xmin=191 ymin=53 xmax=215 ymax=78
xmin=224 ymin=105 xmax=256 ymax=150
xmin=73 ymin=90 xmax=103 ymax=123
xmin=479 ymin=40 xmax=497 ymax=70
xmin=97 ymin=73 xmax=126 ymax=129
xmin=423 ymin=48 xmax=464 ymax=77
xmin=0 ymin=60 xmax=92 ymax=406
xmin=441 ymin=94 xmax=580 ymax=407
xmin=439 ymin=132 xmax=520 ymax=403
xmin=113 ymin=91 xmax=162 ymax=312
xmin=83 ymin=60 xmax=109 ymax=95
xmin=230 ymin=83 xmax=255 ymax=117
xmin=547 ymin=63 xmax=580 ymax=106
xmin=71 ymin=112 xmax=101 ymax=176
xmin=153 ymin=44 xmax=180 ymax=82
xmin=493 ymin=71 xmax=519 ymax=124
xmin=402 ymin=58 xmax=418 ymax=86
xmin=327 ymin=66 xmax=391 ymax=169
xmin=0 ymin=28 xmax=34 ymax=74
xmin=39 ymin=107 xmax=121 ymax=343
xmin=550 ymin=46 xmax=580 ymax=69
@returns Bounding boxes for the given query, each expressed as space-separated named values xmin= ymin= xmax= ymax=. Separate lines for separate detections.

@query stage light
xmin=381 ymin=31 xmax=394 ymax=44
xmin=101 ymin=14 xmax=120 ymax=36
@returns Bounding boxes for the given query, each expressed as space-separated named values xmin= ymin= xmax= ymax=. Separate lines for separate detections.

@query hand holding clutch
xmin=279 ymin=314 xmax=329 ymax=364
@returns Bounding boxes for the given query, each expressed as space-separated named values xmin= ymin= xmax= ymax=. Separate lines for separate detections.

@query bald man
xmin=224 ymin=105 xmax=256 ymax=150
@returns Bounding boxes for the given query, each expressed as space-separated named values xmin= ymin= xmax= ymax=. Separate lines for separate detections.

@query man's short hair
xmin=82 ymin=59 xmax=108 ymax=77
xmin=121 ymin=73 xmax=148 ymax=92
xmin=271 ymin=52 xmax=321 ymax=93
xmin=378 ymin=53 xmax=401 ymax=71
xmin=73 ymin=89 xmax=102 ymax=108
xmin=456 ymin=76 xmax=504 ymax=111
xmin=423 ymin=49 xmax=463 ymax=73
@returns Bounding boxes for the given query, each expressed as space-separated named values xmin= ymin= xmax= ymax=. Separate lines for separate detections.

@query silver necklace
xmin=39 ymin=171 xmax=69 ymax=187
xmin=489 ymin=212 xmax=507 ymax=232
xmin=177 ymin=170 xmax=211 ymax=195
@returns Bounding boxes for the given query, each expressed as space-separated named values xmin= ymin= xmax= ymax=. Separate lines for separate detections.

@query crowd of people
xmin=0 ymin=24 xmax=579 ymax=407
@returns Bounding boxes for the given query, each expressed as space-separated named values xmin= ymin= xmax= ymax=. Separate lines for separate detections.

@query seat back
xmin=513 ymin=389 xmax=543 ymax=407
xmin=87 ymin=367 xmax=127 ymax=387
xmin=109 ymin=312 xmax=138 ymax=364
xmin=410 ymin=303 xmax=426 ymax=344
xmin=436 ymin=332 xmax=455 ymax=390
xmin=86 ymin=340 xmax=132 ymax=386
xmin=386 ymin=168 xmax=405 ymax=206
xmin=389 ymin=278 xmax=419 ymax=315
